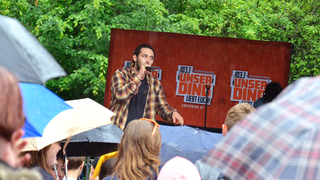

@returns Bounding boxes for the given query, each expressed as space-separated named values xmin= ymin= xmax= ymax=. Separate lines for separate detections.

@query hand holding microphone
xmin=137 ymin=64 xmax=153 ymax=80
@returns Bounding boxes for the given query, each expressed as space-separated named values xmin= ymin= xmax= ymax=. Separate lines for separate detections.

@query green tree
xmin=1 ymin=0 xmax=319 ymax=103
xmin=160 ymin=0 xmax=320 ymax=82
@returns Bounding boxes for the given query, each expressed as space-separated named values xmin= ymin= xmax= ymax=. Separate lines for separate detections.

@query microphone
xmin=145 ymin=67 xmax=154 ymax=72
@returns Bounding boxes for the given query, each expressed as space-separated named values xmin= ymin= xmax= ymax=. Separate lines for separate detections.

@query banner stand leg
xmin=204 ymin=85 xmax=210 ymax=127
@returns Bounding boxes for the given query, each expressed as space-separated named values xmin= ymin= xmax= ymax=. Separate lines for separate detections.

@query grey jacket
xmin=0 ymin=161 xmax=42 ymax=180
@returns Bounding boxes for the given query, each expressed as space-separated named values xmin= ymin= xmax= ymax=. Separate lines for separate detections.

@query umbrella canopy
xmin=19 ymin=83 xmax=72 ymax=138
xmin=0 ymin=15 xmax=66 ymax=84
xmin=204 ymin=76 xmax=320 ymax=180
xmin=160 ymin=125 xmax=223 ymax=164
xmin=22 ymin=98 xmax=115 ymax=151
xmin=62 ymin=124 xmax=123 ymax=156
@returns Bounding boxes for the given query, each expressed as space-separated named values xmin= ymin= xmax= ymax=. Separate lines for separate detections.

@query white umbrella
xmin=22 ymin=98 xmax=115 ymax=151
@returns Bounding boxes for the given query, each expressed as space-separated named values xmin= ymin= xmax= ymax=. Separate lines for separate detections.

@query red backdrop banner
xmin=104 ymin=29 xmax=292 ymax=128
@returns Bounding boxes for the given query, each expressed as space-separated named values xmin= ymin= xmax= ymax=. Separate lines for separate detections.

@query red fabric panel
xmin=104 ymin=29 xmax=292 ymax=128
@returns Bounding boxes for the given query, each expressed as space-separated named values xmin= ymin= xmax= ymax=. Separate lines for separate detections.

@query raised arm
xmin=111 ymin=69 xmax=141 ymax=102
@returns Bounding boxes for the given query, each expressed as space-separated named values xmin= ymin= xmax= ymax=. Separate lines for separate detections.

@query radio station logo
xmin=230 ymin=70 xmax=271 ymax=105
xmin=176 ymin=65 xmax=216 ymax=105
xmin=124 ymin=61 xmax=162 ymax=80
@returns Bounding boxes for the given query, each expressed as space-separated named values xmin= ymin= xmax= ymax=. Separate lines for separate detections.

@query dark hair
xmin=263 ymin=82 xmax=283 ymax=102
xmin=131 ymin=44 xmax=155 ymax=67
xmin=57 ymin=150 xmax=65 ymax=164
xmin=67 ymin=157 xmax=86 ymax=170
xmin=0 ymin=66 xmax=24 ymax=141
xmin=99 ymin=158 xmax=117 ymax=180
xmin=92 ymin=156 xmax=100 ymax=169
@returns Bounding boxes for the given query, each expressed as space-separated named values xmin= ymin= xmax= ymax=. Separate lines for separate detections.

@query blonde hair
xmin=0 ymin=66 xmax=24 ymax=141
xmin=225 ymin=103 xmax=255 ymax=130
xmin=24 ymin=145 xmax=52 ymax=172
xmin=113 ymin=120 xmax=161 ymax=180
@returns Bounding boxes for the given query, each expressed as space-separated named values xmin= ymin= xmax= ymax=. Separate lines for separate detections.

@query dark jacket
xmin=253 ymin=97 xmax=267 ymax=108
xmin=32 ymin=165 xmax=55 ymax=180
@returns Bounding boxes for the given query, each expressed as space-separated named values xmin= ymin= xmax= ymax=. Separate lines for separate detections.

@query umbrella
xmin=204 ymin=76 xmax=320 ymax=180
xmin=19 ymin=83 xmax=72 ymax=138
xmin=92 ymin=151 xmax=118 ymax=179
xmin=22 ymin=98 xmax=115 ymax=151
xmin=159 ymin=125 xmax=223 ymax=164
xmin=0 ymin=15 xmax=66 ymax=84
xmin=61 ymin=124 xmax=123 ymax=156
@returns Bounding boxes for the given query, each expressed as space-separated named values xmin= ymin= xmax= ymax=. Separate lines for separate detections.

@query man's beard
xmin=135 ymin=57 xmax=152 ymax=71
xmin=136 ymin=59 xmax=142 ymax=71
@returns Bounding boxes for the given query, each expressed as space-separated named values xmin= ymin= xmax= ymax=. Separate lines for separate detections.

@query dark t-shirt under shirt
xmin=125 ymin=78 xmax=148 ymax=128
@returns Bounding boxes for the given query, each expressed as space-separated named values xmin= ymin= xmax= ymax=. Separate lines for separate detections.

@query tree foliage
xmin=1 ymin=0 xmax=319 ymax=103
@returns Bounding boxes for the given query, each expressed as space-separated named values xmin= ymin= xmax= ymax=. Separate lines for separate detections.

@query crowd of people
xmin=4 ymin=42 xmax=319 ymax=180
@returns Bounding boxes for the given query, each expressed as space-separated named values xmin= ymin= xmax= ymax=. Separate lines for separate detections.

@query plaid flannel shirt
xmin=204 ymin=76 xmax=320 ymax=180
xmin=109 ymin=67 xmax=176 ymax=130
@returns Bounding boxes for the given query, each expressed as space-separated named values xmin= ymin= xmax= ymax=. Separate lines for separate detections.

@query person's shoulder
xmin=193 ymin=160 xmax=222 ymax=180
xmin=113 ymin=68 xmax=132 ymax=77
xmin=194 ymin=159 xmax=206 ymax=167
xmin=0 ymin=163 xmax=42 ymax=180
xmin=253 ymin=97 xmax=267 ymax=108
xmin=115 ymin=68 xmax=128 ymax=73
xmin=103 ymin=174 xmax=117 ymax=180
xmin=194 ymin=159 xmax=212 ymax=172
xmin=148 ymin=74 xmax=161 ymax=86
xmin=32 ymin=166 xmax=55 ymax=180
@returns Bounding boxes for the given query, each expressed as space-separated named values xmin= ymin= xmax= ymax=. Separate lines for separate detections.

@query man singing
xmin=109 ymin=44 xmax=184 ymax=130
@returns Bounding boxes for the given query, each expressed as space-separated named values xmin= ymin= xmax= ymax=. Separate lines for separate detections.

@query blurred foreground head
xmin=158 ymin=156 xmax=201 ymax=180
xmin=0 ymin=66 xmax=24 ymax=141
xmin=114 ymin=119 xmax=161 ymax=180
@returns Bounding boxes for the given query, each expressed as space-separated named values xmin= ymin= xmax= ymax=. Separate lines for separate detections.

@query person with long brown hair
xmin=104 ymin=118 xmax=162 ymax=180
xmin=24 ymin=142 xmax=61 ymax=180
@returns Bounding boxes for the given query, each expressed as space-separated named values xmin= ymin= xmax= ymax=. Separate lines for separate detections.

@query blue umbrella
xmin=159 ymin=125 xmax=223 ymax=164
xmin=19 ymin=83 xmax=72 ymax=138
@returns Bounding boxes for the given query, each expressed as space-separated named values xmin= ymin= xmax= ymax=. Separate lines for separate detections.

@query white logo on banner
xmin=230 ymin=70 xmax=271 ymax=105
xmin=175 ymin=65 xmax=216 ymax=105
xmin=124 ymin=61 xmax=162 ymax=80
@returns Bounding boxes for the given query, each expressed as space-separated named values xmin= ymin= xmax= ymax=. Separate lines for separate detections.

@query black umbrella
xmin=0 ymin=15 xmax=66 ymax=84
xmin=62 ymin=124 xmax=123 ymax=156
